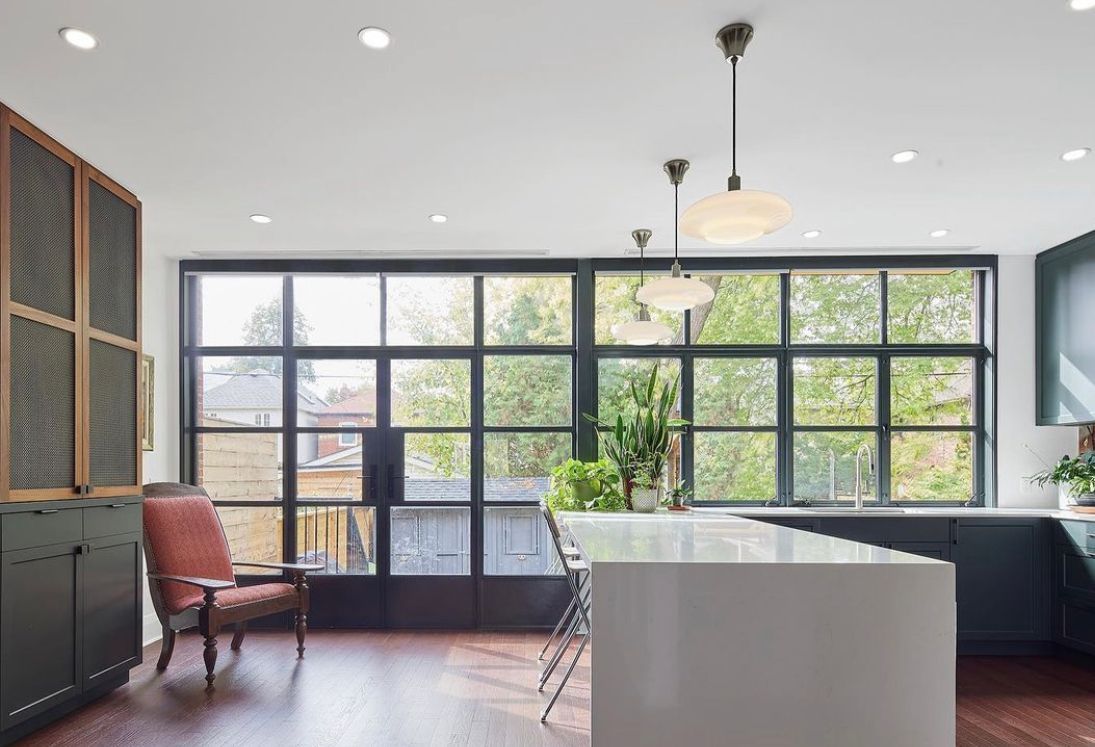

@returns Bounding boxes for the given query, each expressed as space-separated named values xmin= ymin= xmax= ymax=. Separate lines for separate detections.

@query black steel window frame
xmin=180 ymin=256 xmax=997 ymax=584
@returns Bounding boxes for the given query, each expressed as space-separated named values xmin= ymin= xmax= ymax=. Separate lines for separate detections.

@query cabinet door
xmin=0 ymin=542 xmax=82 ymax=729
xmin=82 ymin=166 xmax=141 ymax=497
xmin=954 ymin=519 xmax=1048 ymax=640
xmin=83 ymin=531 xmax=142 ymax=688
xmin=1 ymin=110 xmax=82 ymax=500
xmin=888 ymin=541 xmax=951 ymax=562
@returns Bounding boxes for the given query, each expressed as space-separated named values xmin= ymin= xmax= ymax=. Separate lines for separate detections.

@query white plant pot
xmin=631 ymin=487 xmax=659 ymax=513
xmin=1060 ymin=483 xmax=1073 ymax=510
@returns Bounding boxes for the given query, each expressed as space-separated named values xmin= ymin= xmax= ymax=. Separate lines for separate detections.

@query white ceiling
xmin=1 ymin=0 xmax=1093 ymax=259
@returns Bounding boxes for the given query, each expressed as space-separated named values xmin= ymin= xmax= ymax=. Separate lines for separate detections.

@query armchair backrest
xmin=143 ymin=482 xmax=236 ymax=618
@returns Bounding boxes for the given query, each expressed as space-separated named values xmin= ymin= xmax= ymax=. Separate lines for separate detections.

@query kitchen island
xmin=559 ymin=511 xmax=955 ymax=747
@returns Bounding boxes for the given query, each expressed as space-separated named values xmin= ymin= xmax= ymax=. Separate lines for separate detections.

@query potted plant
xmin=545 ymin=458 xmax=627 ymax=513
xmin=1031 ymin=453 xmax=1095 ymax=508
xmin=667 ymin=479 xmax=692 ymax=511
xmin=629 ymin=458 xmax=660 ymax=513
xmin=585 ymin=364 xmax=688 ymax=511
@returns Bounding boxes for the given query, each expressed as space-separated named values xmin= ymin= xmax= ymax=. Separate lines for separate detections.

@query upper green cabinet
xmin=1036 ymin=230 xmax=1095 ymax=425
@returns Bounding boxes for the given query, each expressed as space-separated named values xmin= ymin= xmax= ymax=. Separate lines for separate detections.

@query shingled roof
xmin=204 ymin=370 xmax=327 ymax=412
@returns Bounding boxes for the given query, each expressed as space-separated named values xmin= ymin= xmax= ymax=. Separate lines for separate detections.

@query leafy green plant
xmin=545 ymin=458 xmax=626 ymax=512
xmin=666 ymin=479 xmax=693 ymax=506
xmin=1030 ymin=453 xmax=1095 ymax=496
xmin=584 ymin=364 xmax=689 ymax=508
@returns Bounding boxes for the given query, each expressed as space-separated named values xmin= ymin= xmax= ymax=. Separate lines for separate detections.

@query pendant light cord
xmin=731 ymin=55 xmax=738 ymax=178
xmin=673 ymin=180 xmax=679 ymax=261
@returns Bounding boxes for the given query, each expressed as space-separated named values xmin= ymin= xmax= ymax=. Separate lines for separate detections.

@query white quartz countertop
xmin=693 ymin=506 xmax=1095 ymax=521
xmin=558 ymin=511 xmax=947 ymax=565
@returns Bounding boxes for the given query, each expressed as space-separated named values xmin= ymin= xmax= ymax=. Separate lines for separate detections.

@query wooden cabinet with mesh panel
xmin=0 ymin=104 xmax=141 ymax=501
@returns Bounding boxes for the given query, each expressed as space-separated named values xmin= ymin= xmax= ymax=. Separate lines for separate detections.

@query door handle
xmin=75 ymin=543 xmax=91 ymax=555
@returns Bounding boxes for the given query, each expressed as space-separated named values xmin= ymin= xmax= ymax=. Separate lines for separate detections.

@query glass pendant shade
xmin=635 ymin=262 xmax=715 ymax=312
xmin=612 ymin=307 xmax=673 ymax=345
xmin=680 ymin=188 xmax=793 ymax=245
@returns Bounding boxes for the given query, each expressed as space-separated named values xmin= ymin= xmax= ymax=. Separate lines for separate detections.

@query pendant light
xmin=636 ymin=160 xmax=716 ymax=312
xmin=679 ymin=23 xmax=792 ymax=245
xmin=612 ymin=229 xmax=673 ymax=344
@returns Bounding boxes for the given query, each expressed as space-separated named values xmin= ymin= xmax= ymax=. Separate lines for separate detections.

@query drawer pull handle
xmin=110 ymin=504 xmax=127 ymax=508
xmin=36 ymin=509 xmax=59 ymax=515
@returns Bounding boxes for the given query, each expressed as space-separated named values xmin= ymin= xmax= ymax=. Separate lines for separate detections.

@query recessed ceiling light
xmin=1070 ymin=0 xmax=1095 ymax=10
xmin=929 ymin=229 xmax=949 ymax=238
xmin=249 ymin=214 xmax=272 ymax=224
xmin=429 ymin=214 xmax=448 ymax=224
xmin=891 ymin=149 xmax=919 ymax=164
xmin=59 ymin=27 xmax=97 ymax=50
xmin=801 ymin=229 xmax=822 ymax=239
xmin=358 ymin=27 xmax=391 ymax=49
xmin=1061 ymin=147 xmax=1091 ymax=162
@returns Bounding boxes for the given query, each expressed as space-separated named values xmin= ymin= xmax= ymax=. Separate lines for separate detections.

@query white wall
xmin=994 ymin=255 xmax=1078 ymax=508
xmin=140 ymin=251 xmax=179 ymax=644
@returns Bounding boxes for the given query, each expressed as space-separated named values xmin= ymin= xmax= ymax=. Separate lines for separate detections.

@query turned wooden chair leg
xmin=295 ymin=610 xmax=307 ymax=658
xmin=156 ymin=627 xmax=176 ymax=671
xmin=203 ymin=635 xmax=218 ymax=687
xmin=231 ymin=622 xmax=247 ymax=651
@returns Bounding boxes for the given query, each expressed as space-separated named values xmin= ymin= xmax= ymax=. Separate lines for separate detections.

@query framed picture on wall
xmin=142 ymin=354 xmax=155 ymax=451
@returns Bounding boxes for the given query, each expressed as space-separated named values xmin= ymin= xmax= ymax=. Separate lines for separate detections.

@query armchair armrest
xmin=232 ymin=561 xmax=324 ymax=573
xmin=147 ymin=572 xmax=235 ymax=591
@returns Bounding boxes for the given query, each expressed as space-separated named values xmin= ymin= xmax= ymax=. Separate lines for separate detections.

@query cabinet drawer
xmin=1056 ymin=520 xmax=1095 ymax=551
xmin=1061 ymin=550 xmax=1095 ymax=600
xmin=1061 ymin=600 xmax=1095 ymax=654
xmin=1 ymin=508 xmax=83 ymax=551
xmin=83 ymin=503 xmax=142 ymax=539
xmin=818 ymin=517 xmax=950 ymax=544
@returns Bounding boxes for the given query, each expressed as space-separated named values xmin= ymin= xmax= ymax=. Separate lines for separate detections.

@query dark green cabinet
xmin=0 ymin=542 xmax=82 ymax=730
xmin=82 ymin=531 xmax=142 ymax=689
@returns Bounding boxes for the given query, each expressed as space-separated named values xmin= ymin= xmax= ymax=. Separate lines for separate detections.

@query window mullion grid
xmin=778 ymin=272 xmax=791 ymax=505
xmin=283 ymin=274 xmax=297 ymax=571
xmin=878 ymin=354 xmax=891 ymax=505
xmin=471 ymin=276 xmax=484 ymax=620
xmin=680 ymin=354 xmax=694 ymax=500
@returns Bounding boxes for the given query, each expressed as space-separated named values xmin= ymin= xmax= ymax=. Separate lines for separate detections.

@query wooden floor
xmin=17 ymin=631 xmax=1095 ymax=746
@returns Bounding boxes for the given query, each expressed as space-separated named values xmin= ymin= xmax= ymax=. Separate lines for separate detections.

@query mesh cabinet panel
xmin=89 ymin=340 xmax=137 ymax=487
xmin=88 ymin=181 xmax=137 ymax=340
xmin=10 ymin=316 xmax=76 ymax=490
xmin=9 ymin=130 xmax=75 ymax=320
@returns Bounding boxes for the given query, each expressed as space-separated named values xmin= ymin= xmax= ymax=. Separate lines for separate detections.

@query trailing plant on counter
xmin=584 ymin=364 xmax=688 ymax=509
xmin=545 ymin=458 xmax=626 ymax=512
xmin=1030 ymin=452 xmax=1095 ymax=498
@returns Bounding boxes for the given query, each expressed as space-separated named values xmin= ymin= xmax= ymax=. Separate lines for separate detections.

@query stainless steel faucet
xmin=854 ymin=444 xmax=875 ymax=509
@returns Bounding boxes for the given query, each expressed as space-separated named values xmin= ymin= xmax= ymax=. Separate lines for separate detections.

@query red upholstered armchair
xmin=142 ymin=482 xmax=321 ymax=687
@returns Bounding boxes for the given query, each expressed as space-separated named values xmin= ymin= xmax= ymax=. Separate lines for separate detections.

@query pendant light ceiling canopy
xmin=612 ymin=229 xmax=673 ymax=344
xmin=680 ymin=23 xmax=793 ymax=246
xmin=635 ymin=160 xmax=716 ymax=313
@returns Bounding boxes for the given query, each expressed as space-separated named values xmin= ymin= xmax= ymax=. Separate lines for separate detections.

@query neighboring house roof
xmin=203 ymin=370 xmax=327 ymax=412
xmin=300 ymin=445 xmax=362 ymax=470
xmin=320 ymin=391 xmax=377 ymax=416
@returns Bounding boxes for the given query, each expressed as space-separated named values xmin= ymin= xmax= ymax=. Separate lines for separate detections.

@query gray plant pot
xmin=631 ymin=487 xmax=659 ymax=513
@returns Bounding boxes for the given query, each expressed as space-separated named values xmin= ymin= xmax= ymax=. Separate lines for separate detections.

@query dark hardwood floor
xmin=16 ymin=631 xmax=1095 ymax=746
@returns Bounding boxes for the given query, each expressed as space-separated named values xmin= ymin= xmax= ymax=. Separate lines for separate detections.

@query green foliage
xmin=1031 ymin=453 xmax=1095 ymax=496
xmin=230 ymin=299 xmax=316 ymax=382
xmin=586 ymin=364 xmax=688 ymax=501
xmin=545 ymin=459 xmax=625 ymax=512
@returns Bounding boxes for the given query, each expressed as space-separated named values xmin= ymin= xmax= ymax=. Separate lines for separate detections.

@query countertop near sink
xmin=692 ymin=506 xmax=1095 ymax=521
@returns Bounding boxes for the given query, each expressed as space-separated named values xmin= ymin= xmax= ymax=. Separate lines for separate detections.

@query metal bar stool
xmin=538 ymin=502 xmax=592 ymax=722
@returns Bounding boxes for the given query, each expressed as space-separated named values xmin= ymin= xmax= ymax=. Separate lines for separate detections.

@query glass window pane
xmin=484 ymin=507 xmax=561 ymax=576
xmin=390 ymin=506 xmax=470 ymax=575
xmin=295 ymin=506 xmax=376 ymax=574
xmin=888 ymin=270 xmax=976 ymax=344
xmin=299 ymin=359 xmax=376 ymax=425
xmin=595 ymin=274 xmax=683 ymax=345
xmin=693 ymin=274 xmax=781 ymax=345
xmin=296 ymin=434 xmax=377 ymax=502
xmin=484 ymin=356 xmax=572 ymax=427
xmin=484 ymin=276 xmax=572 ymax=345
xmin=199 ymin=356 xmax=283 ymax=427
xmin=216 ymin=506 xmax=282 ymax=574
xmin=484 ymin=432 xmax=571 ymax=502
xmin=790 ymin=271 xmax=880 ymax=344
xmin=793 ymin=357 xmax=876 ymax=426
xmin=597 ymin=358 xmax=681 ymax=422
xmin=891 ymin=431 xmax=973 ymax=502
xmin=891 ymin=357 xmax=974 ymax=426
xmin=197 ymin=432 xmax=282 ymax=501
xmin=792 ymin=431 xmax=877 ymax=503
xmin=694 ymin=358 xmax=777 ymax=426
xmin=293 ymin=275 xmax=380 ymax=346
xmin=391 ymin=359 xmax=471 ymax=427
xmin=385 ymin=276 xmax=473 ymax=345
xmin=405 ymin=433 xmax=471 ymax=501
xmin=693 ymin=432 xmax=777 ymax=503
xmin=196 ymin=275 xmax=282 ymax=347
